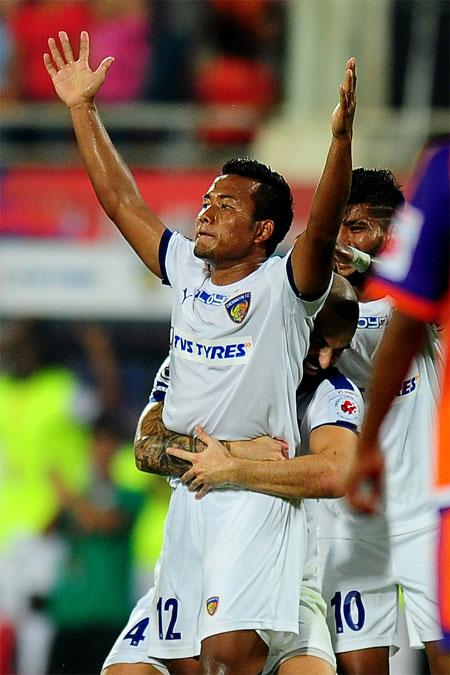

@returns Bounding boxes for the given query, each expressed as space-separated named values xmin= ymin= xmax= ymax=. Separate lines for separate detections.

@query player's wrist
xmin=69 ymin=99 xmax=97 ymax=113
xmin=331 ymin=130 xmax=353 ymax=144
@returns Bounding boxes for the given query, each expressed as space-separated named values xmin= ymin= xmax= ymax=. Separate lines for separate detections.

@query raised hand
xmin=43 ymin=31 xmax=114 ymax=109
xmin=332 ymin=57 xmax=357 ymax=141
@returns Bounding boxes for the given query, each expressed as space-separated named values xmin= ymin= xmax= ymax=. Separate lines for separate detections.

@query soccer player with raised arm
xmin=347 ymin=141 xmax=450 ymax=665
xmin=45 ymin=31 xmax=356 ymax=675
xmin=105 ymin=274 xmax=362 ymax=675
xmin=330 ymin=167 xmax=447 ymax=673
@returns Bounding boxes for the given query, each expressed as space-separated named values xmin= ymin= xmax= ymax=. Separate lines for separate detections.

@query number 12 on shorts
xmin=157 ymin=596 xmax=181 ymax=640
xmin=331 ymin=590 xmax=365 ymax=633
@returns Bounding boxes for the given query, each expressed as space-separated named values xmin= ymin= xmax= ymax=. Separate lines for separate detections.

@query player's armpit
xmin=134 ymin=401 xmax=205 ymax=477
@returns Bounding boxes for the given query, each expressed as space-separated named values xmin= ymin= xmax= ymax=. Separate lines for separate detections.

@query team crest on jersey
xmin=206 ymin=596 xmax=219 ymax=616
xmin=225 ymin=293 xmax=251 ymax=323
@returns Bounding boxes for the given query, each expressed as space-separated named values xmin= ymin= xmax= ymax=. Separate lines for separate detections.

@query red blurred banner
xmin=0 ymin=167 xmax=314 ymax=241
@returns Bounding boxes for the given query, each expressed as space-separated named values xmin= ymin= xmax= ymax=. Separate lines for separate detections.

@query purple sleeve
xmin=372 ymin=143 xmax=449 ymax=308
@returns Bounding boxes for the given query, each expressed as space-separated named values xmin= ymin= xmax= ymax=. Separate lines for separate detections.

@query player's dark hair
xmin=222 ymin=158 xmax=294 ymax=256
xmin=348 ymin=168 xmax=404 ymax=210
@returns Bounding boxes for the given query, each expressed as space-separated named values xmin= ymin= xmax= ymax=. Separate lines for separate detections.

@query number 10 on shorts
xmin=331 ymin=590 xmax=366 ymax=633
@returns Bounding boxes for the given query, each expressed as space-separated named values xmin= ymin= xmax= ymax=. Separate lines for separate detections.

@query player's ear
xmin=254 ymin=219 xmax=274 ymax=246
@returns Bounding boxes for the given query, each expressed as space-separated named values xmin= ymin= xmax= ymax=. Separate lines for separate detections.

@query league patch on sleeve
xmin=225 ymin=293 xmax=251 ymax=323
xmin=334 ymin=392 xmax=360 ymax=421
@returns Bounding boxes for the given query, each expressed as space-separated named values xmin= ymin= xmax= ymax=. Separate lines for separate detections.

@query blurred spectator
xmin=207 ymin=0 xmax=285 ymax=65
xmin=0 ymin=319 xmax=120 ymax=672
xmin=195 ymin=55 xmax=278 ymax=146
xmin=8 ymin=0 xmax=92 ymax=101
xmin=0 ymin=0 xmax=19 ymax=105
xmin=46 ymin=414 xmax=144 ymax=675
xmin=146 ymin=0 xmax=200 ymax=102
xmin=89 ymin=0 xmax=152 ymax=103
xmin=194 ymin=0 xmax=286 ymax=146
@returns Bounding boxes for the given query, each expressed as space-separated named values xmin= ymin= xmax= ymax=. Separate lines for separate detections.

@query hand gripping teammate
xmin=106 ymin=274 xmax=362 ymax=675
xmin=45 ymin=31 xmax=356 ymax=675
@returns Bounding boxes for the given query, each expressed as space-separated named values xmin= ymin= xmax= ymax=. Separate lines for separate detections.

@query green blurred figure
xmin=47 ymin=415 xmax=144 ymax=675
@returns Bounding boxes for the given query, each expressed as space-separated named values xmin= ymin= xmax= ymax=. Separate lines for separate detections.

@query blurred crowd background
xmin=0 ymin=1 xmax=449 ymax=674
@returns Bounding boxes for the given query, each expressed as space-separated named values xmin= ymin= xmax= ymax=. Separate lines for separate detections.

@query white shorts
xmin=262 ymin=582 xmax=336 ymax=673
xmin=146 ymin=483 xmax=307 ymax=660
xmin=102 ymin=588 xmax=169 ymax=674
xmin=319 ymin=523 xmax=442 ymax=654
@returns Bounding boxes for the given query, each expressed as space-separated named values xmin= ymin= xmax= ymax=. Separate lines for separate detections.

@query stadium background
xmin=0 ymin=1 xmax=449 ymax=673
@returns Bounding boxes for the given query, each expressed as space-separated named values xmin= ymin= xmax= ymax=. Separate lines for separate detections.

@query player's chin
xmin=303 ymin=360 xmax=320 ymax=377
xmin=194 ymin=237 xmax=214 ymax=260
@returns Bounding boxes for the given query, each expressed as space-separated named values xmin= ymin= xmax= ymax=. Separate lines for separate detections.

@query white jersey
xmin=336 ymin=296 xmax=441 ymax=534
xmin=161 ymin=230 xmax=330 ymax=455
xmin=298 ymin=370 xmax=364 ymax=566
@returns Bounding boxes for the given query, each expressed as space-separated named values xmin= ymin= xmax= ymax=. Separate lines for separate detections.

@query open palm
xmin=43 ymin=31 xmax=114 ymax=109
xmin=332 ymin=57 xmax=357 ymax=141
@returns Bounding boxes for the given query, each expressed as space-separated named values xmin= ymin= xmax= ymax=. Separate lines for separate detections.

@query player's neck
xmin=209 ymin=257 xmax=265 ymax=286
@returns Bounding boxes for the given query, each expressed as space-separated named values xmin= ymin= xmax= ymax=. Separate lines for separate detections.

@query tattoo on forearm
xmin=134 ymin=400 xmax=231 ymax=478
xmin=135 ymin=432 xmax=205 ymax=477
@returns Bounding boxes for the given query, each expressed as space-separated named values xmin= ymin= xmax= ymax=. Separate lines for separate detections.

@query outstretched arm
xmin=346 ymin=309 xmax=427 ymax=513
xmin=44 ymin=31 xmax=166 ymax=277
xmin=168 ymin=424 xmax=356 ymax=499
xmin=290 ymin=58 xmax=356 ymax=297
xmin=134 ymin=402 xmax=288 ymax=478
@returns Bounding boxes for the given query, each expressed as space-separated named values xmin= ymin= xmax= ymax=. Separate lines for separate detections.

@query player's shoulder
xmin=320 ymin=367 xmax=357 ymax=394
xmin=304 ymin=368 xmax=364 ymax=429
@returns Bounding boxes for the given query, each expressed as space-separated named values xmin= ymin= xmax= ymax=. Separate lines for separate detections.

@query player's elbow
xmin=134 ymin=437 xmax=147 ymax=472
xmin=321 ymin=463 xmax=347 ymax=498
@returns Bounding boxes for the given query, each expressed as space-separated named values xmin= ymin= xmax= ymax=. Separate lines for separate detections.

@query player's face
xmin=303 ymin=328 xmax=351 ymax=376
xmin=194 ymin=174 xmax=262 ymax=266
xmin=336 ymin=203 xmax=390 ymax=277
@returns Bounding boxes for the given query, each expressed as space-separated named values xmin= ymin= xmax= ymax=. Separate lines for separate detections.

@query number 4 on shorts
xmin=124 ymin=617 xmax=150 ymax=646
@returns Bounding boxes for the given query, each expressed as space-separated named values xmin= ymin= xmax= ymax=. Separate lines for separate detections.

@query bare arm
xmin=44 ymin=31 xmax=166 ymax=276
xmin=346 ymin=309 xmax=427 ymax=513
xmin=290 ymin=58 xmax=356 ymax=296
xmin=168 ymin=424 xmax=357 ymax=499
xmin=134 ymin=403 xmax=287 ymax=478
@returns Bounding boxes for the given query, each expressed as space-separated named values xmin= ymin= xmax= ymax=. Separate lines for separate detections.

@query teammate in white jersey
xmin=104 ymin=274 xmax=362 ymax=675
xmin=327 ymin=168 xmax=446 ymax=674
xmin=44 ymin=30 xmax=356 ymax=675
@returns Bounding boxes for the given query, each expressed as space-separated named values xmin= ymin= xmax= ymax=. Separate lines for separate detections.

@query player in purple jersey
xmin=347 ymin=139 xmax=450 ymax=665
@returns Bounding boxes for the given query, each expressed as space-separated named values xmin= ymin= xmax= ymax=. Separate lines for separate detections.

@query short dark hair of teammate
xmin=335 ymin=169 xmax=405 ymax=284
xmin=348 ymin=168 xmax=405 ymax=213
xmin=222 ymin=158 xmax=294 ymax=256
xmin=303 ymin=274 xmax=359 ymax=379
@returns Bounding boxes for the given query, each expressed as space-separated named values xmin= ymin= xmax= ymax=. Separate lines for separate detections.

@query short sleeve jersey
xmin=338 ymin=298 xmax=441 ymax=533
xmin=159 ymin=230 xmax=330 ymax=455
xmin=367 ymin=141 xmax=449 ymax=501
xmin=297 ymin=369 xmax=363 ymax=569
